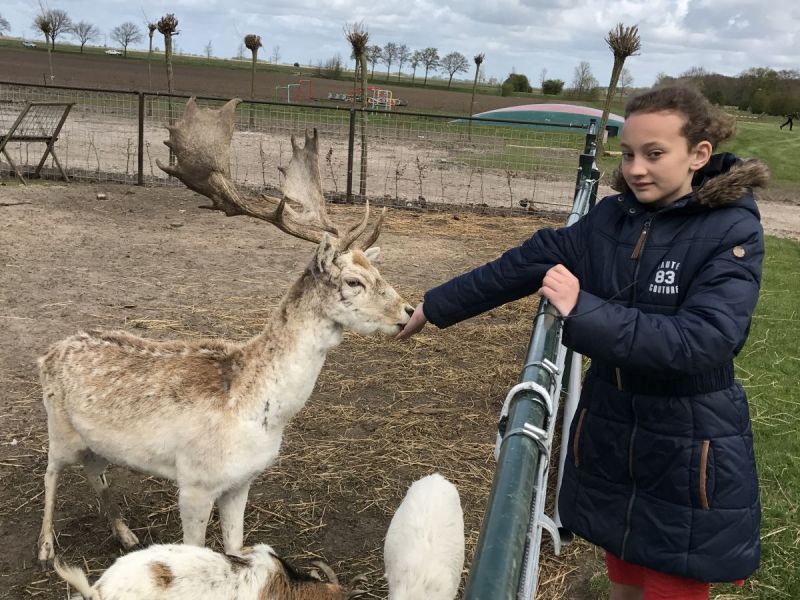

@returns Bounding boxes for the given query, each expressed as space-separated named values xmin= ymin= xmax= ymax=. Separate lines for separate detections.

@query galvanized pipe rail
xmin=463 ymin=120 xmax=599 ymax=600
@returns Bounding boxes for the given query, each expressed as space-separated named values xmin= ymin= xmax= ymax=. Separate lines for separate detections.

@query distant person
xmin=779 ymin=113 xmax=794 ymax=130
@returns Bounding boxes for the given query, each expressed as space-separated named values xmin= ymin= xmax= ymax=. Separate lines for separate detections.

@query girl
xmin=398 ymin=85 xmax=768 ymax=599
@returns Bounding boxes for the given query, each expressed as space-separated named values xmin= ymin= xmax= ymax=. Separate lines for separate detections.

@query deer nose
xmin=404 ymin=304 xmax=415 ymax=317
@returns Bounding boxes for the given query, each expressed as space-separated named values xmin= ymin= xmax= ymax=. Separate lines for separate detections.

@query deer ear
xmin=315 ymin=233 xmax=338 ymax=273
xmin=364 ymin=247 xmax=381 ymax=262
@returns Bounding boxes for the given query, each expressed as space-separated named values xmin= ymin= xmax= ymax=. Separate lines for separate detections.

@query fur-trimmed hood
xmin=611 ymin=152 xmax=770 ymax=208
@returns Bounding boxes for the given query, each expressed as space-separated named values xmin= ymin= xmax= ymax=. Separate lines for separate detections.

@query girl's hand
xmin=539 ymin=265 xmax=580 ymax=316
xmin=396 ymin=302 xmax=427 ymax=339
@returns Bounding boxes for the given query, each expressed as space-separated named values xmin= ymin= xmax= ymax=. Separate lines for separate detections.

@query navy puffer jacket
xmin=423 ymin=154 xmax=768 ymax=582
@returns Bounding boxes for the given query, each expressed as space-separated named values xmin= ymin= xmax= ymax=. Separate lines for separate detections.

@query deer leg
xmin=217 ymin=480 xmax=252 ymax=553
xmin=178 ymin=485 xmax=214 ymax=547
xmin=81 ymin=450 xmax=139 ymax=549
xmin=38 ymin=457 xmax=64 ymax=569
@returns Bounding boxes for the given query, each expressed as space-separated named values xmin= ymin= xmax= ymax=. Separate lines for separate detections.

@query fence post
xmin=137 ymin=92 xmax=145 ymax=186
xmin=346 ymin=108 xmax=356 ymax=202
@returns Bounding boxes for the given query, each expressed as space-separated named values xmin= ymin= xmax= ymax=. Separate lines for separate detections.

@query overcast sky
xmin=3 ymin=0 xmax=798 ymax=88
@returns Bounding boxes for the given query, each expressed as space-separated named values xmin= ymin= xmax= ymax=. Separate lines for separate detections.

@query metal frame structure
xmin=463 ymin=121 xmax=600 ymax=600
xmin=0 ymin=101 xmax=73 ymax=184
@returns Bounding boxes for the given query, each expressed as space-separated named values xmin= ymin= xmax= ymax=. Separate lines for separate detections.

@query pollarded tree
xmin=244 ymin=34 xmax=262 ymax=98
xmin=469 ymin=53 xmax=485 ymax=139
xmin=441 ymin=51 xmax=469 ymax=88
xmin=70 ymin=21 xmax=99 ymax=53
xmin=146 ymin=22 xmax=157 ymax=90
xmin=598 ymin=23 xmax=640 ymax=154
xmin=420 ymin=47 xmax=439 ymax=86
xmin=0 ymin=14 xmax=11 ymax=35
xmin=157 ymin=13 xmax=178 ymax=93
xmin=33 ymin=13 xmax=55 ymax=81
xmin=111 ymin=22 xmax=143 ymax=57
xmin=345 ymin=21 xmax=370 ymax=197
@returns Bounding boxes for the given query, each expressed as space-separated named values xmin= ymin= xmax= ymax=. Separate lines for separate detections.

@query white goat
xmin=54 ymin=544 xmax=363 ymax=600
xmin=384 ymin=473 xmax=465 ymax=600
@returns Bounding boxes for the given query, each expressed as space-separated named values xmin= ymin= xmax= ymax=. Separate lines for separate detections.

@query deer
xmin=37 ymin=97 xmax=414 ymax=568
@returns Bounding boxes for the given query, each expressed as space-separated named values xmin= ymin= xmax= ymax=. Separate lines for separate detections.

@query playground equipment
xmin=463 ymin=121 xmax=600 ymax=600
xmin=273 ymin=79 xmax=312 ymax=103
xmin=325 ymin=87 xmax=407 ymax=109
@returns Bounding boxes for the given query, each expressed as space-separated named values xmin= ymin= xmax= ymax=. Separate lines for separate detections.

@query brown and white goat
xmin=37 ymin=98 xmax=413 ymax=567
xmin=54 ymin=544 xmax=364 ymax=600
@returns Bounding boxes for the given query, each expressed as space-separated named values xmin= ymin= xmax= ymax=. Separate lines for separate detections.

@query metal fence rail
xmin=1 ymin=81 xmax=588 ymax=213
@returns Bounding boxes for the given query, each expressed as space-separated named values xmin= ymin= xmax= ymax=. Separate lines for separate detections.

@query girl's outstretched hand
xmin=396 ymin=302 xmax=428 ymax=339
xmin=539 ymin=264 xmax=580 ymax=316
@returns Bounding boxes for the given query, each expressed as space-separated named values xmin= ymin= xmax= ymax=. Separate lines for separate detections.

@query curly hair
xmin=625 ymin=85 xmax=736 ymax=150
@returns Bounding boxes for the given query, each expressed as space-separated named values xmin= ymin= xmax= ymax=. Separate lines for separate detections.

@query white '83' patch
xmin=648 ymin=260 xmax=681 ymax=295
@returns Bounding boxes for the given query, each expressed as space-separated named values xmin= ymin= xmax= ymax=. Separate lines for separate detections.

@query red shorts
xmin=606 ymin=552 xmax=744 ymax=600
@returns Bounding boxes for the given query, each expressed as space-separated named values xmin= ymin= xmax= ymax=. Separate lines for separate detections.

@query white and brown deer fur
xmin=54 ymin=543 xmax=364 ymax=600
xmin=37 ymin=98 xmax=413 ymax=567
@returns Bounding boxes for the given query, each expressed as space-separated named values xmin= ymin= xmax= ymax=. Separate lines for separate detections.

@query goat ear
xmin=364 ymin=247 xmax=381 ymax=262
xmin=315 ymin=233 xmax=338 ymax=273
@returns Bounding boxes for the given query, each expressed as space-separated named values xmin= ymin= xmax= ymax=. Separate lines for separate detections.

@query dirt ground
xmin=1 ymin=180 xmax=616 ymax=600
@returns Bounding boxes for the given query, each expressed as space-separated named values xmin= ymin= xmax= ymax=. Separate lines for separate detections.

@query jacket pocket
xmin=699 ymin=439 xmax=711 ymax=510
xmin=573 ymin=408 xmax=588 ymax=468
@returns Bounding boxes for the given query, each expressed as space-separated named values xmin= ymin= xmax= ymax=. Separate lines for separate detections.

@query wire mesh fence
xmin=1 ymin=81 xmax=589 ymax=213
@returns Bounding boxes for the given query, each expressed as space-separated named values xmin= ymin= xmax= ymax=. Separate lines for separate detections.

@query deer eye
xmin=345 ymin=278 xmax=364 ymax=289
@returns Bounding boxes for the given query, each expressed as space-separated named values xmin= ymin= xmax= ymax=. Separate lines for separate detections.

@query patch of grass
xmin=733 ymin=235 xmax=800 ymax=599
xmin=725 ymin=121 xmax=800 ymax=185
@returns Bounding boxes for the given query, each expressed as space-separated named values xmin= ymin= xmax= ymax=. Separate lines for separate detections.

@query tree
xmin=502 ymin=73 xmax=532 ymax=95
xmin=271 ymin=44 xmax=280 ymax=64
xmin=345 ymin=22 xmax=370 ymax=198
xmin=440 ymin=52 xmax=469 ymax=88
xmin=244 ymin=34 xmax=262 ymax=98
xmin=619 ymin=67 xmax=633 ymax=98
xmin=598 ymin=23 xmax=641 ymax=154
xmin=410 ymin=50 xmax=422 ymax=84
xmin=33 ymin=8 xmax=72 ymax=50
xmin=146 ymin=22 xmax=157 ymax=90
xmin=204 ymin=40 xmax=213 ymax=61
xmin=0 ymin=14 xmax=11 ymax=35
xmin=542 ymin=79 xmax=565 ymax=95
xmin=69 ymin=21 xmax=99 ymax=53
xmin=396 ymin=44 xmax=410 ymax=79
xmin=367 ymin=45 xmax=382 ymax=79
xmin=419 ymin=47 xmax=439 ymax=86
xmin=33 ymin=11 xmax=55 ymax=81
xmin=539 ymin=67 xmax=547 ymax=89
xmin=157 ymin=13 xmax=178 ymax=164
xmin=571 ymin=61 xmax=598 ymax=98
xmin=469 ymin=53 xmax=485 ymax=139
xmin=111 ymin=22 xmax=143 ymax=57
xmin=382 ymin=42 xmax=399 ymax=79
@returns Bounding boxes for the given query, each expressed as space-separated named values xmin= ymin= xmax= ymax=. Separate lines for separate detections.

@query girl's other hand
xmin=396 ymin=302 xmax=427 ymax=339
xmin=539 ymin=264 xmax=580 ymax=316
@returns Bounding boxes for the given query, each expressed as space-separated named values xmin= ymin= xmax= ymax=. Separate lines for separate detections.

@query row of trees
xmin=360 ymin=43 xmax=475 ymax=88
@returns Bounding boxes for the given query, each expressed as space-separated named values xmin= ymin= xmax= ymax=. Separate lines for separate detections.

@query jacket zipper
xmin=621 ymin=215 xmax=653 ymax=560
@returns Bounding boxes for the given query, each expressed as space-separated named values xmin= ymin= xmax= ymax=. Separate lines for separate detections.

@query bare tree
xmin=619 ymin=67 xmax=634 ymax=98
xmin=396 ymin=44 xmax=410 ymax=79
xmin=111 ymin=22 xmax=143 ymax=57
xmin=410 ymin=50 xmax=422 ymax=84
xmin=598 ymin=23 xmax=641 ymax=154
xmin=204 ymin=40 xmax=213 ymax=61
xmin=382 ymin=42 xmax=399 ymax=79
xmin=420 ymin=47 xmax=439 ymax=86
xmin=271 ymin=44 xmax=280 ymax=64
xmin=158 ymin=13 xmax=179 ymax=163
xmin=34 ymin=8 xmax=72 ymax=51
xmin=367 ymin=44 xmax=382 ymax=79
xmin=0 ymin=14 xmax=11 ymax=35
xmin=69 ymin=21 xmax=99 ymax=53
xmin=33 ymin=10 xmax=54 ymax=81
xmin=539 ymin=67 xmax=547 ymax=89
xmin=469 ymin=53 xmax=485 ymax=139
xmin=571 ymin=61 xmax=598 ymax=98
xmin=440 ymin=52 xmax=469 ymax=88
xmin=145 ymin=22 xmax=157 ymax=89
xmin=345 ymin=22 xmax=370 ymax=198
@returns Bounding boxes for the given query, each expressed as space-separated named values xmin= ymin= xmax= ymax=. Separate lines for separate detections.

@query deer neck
xmin=241 ymin=270 xmax=341 ymax=430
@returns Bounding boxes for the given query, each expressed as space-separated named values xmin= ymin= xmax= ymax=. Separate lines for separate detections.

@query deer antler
xmin=156 ymin=97 xmax=383 ymax=248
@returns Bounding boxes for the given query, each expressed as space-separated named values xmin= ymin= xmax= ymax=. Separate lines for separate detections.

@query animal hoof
xmin=116 ymin=528 xmax=140 ymax=549
xmin=38 ymin=543 xmax=54 ymax=571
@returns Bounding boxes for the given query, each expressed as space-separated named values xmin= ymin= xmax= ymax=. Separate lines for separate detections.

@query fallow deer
xmin=37 ymin=98 xmax=414 ymax=567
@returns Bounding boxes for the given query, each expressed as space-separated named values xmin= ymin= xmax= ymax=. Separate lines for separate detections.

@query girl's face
xmin=620 ymin=110 xmax=712 ymax=207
